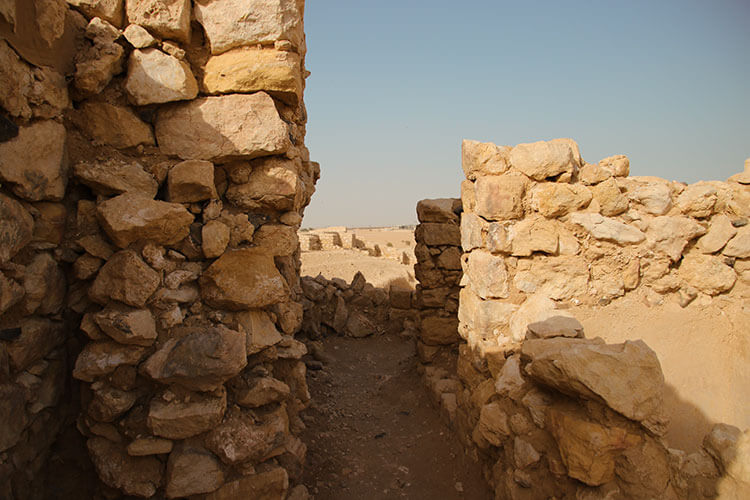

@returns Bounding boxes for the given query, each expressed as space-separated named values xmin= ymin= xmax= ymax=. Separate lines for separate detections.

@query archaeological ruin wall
xmin=415 ymin=138 xmax=750 ymax=498
xmin=1 ymin=0 xmax=317 ymax=498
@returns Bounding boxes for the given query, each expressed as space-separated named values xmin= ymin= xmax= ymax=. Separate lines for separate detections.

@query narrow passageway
xmin=299 ymin=333 xmax=492 ymax=500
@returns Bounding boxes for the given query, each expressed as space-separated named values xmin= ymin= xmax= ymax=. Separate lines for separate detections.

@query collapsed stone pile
xmin=1 ymin=0 xmax=317 ymax=498
xmin=300 ymin=272 xmax=415 ymax=340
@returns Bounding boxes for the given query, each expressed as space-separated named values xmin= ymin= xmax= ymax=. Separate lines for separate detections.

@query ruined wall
xmin=1 ymin=0 xmax=318 ymax=498
xmin=453 ymin=138 xmax=750 ymax=498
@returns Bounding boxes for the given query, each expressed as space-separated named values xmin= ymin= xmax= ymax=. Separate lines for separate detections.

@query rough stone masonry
xmin=1 ymin=0 xmax=317 ymax=498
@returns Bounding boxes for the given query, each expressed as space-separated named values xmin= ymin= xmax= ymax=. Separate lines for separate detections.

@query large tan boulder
xmin=513 ymin=255 xmax=589 ymax=300
xmin=531 ymin=183 xmax=592 ymax=218
xmin=598 ymin=155 xmax=630 ymax=177
xmin=522 ymin=338 xmax=668 ymax=434
xmin=194 ymin=0 xmax=304 ymax=54
xmin=234 ymin=309 xmax=283 ymax=355
xmin=0 ymin=193 xmax=33 ymax=263
xmin=724 ymin=226 xmax=750 ymax=258
xmin=510 ymin=139 xmax=580 ymax=181
xmin=155 ymin=93 xmax=290 ymax=161
xmin=87 ymin=437 xmax=163 ymax=497
xmin=508 ymin=216 xmax=560 ymax=256
xmin=465 ymin=249 xmax=509 ymax=299
xmin=474 ymin=172 xmax=527 ymax=220
xmin=625 ymin=179 xmax=673 ymax=215
xmin=98 ymin=192 xmax=193 ymax=247
xmin=570 ymin=212 xmax=645 ymax=245
xmin=148 ymin=388 xmax=227 ymax=439
xmin=676 ymin=182 xmax=718 ymax=218
xmin=74 ymin=158 xmax=158 ymax=198
xmin=461 ymin=140 xmax=511 ymax=180
xmin=75 ymin=102 xmax=155 ymax=148
xmin=646 ymin=216 xmax=706 ymax=262
xmin=166 ymin=160 xmax=217 ymax=202
xmin=89 ymin=250 xmax=160 ymax=307
xmin=458 ymin=286 xmax=517 ymax=339
xmin=165 ymin=442 xmax=224 ymax=498
xmin=124 ymin=48 xmax=198 ymax=105
xmin=252 ymin=224 xmax=298 ymax=256
xmin=67 ymin=0 xmax=124 ymax=27
xmin=678 ymin=253 xmax=736 ymax=295
xmin=0 ymin=120 xmax=67 ymax=201
xmin=200 ymin=249 xmax=288 ymax=309
xmin=204 ymin=47 xmax=302 ymax=103
xmin=591 ymin=177 xmax=629 ymax=216
xmin=126 ymin=0 xmax=190 ymax=42
xmin=225 ymin=157 xmax=301 ymax=211
xmin=697 ymin=214 xmax=737 ymax=254
xmin=205 ymin=405 xmax=288 ymax=464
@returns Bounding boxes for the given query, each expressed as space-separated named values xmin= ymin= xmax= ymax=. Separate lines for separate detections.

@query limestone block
xmin=204 ymin=47 xmax=302 ymax=104
xmin=127 ymin=437 xmax=173 ymax=456
xmin=252 ymin=224 xmax=298 ymax=256
xmin=98 ymin=193 xmax=193 ymax=247
xmin=156 ymin=93 xmax=290 ymax=161
xmin=676 ymin=182 xmax=718 ymax=218
xmin=204 ymin=468 xmax=289 ymax=500
xmin=75 ymin=42 xmax=124 ymax=95
xmin=598 ymin=154 xmax=630 ymax=177
xmin=87 ymin=438 xmax=163 ymax=497
xmin=514 ymin=437 xmax=541 ymax=468
xmin=200 ymin=249 xmax=288 ymax=309
xmin=508 ymin=294 xmax=574 ymax=342
xmin=202 ymin=220 xmax=230 ymax=258
xmin=461 ymin=140 xmax=511 ymax=180
xmin=436 ymin=246 xmax=462 ymax=270
xmin=67 ymin=0 xmax=124 ymax=26
xmin=124 ymin=48 xmax=198 ymax=105
xmin=165 ymin=442 xmax=224 ymax=498
xmin=0 ymin=120 xmax=67 ymax=201
xmin=142 ymin=325 xmax=247 ymax=391
xmin=522 ymin=338 xmax=668 ymax=434
xmin=591 ymin=178 xmax=629 ymax=216
xmin=723 ymin=226 xmax=750 ymax=258
xmin=526 ymin=316 xmax=584 ymax=340
xmin=229 ymin=376 xmax=290 ymax=408
xmin=126 ymin=0 xmax=190 ymax=42
xmin=205 ymin=406 xmax=288 ymax=464
xmin=625 ymin=179 xmax=673 ymax=215
xmin=466 ymin=250 xmax=509 ymax=299
xmin=194 ymin=0 xmax=304 ymax=54
xmin=510 ymin=138 xmax=581 ymax=181
xmin=678 ymin=253 xmax=736 ymax=295
xmin=460 ymin=212 xmax=485 ymax=251
xmin=417 ymin=198 xmax=461 ymax=223
xmin=88 ymin=383 xmax=138 ymax=421
xmin=6 ymin=318 xmax=64 ymax=372
xmin=166 ymin=160 xmax=217 ymax=202
xmin=20 ymin=252 xmax=65 ymax=315
xmin=148 ymin=388 xmax=227 ymax=439
xmin=570 ymin=212 xmax=645 ymax=245
xmin=474 ymin=172 xmax=527 ymax=220
xmin=458 ymin=286 xmax=517 ymax=338
xmin=94 ymin=304 xmax=156 ymax=346
xmin=477 ymin=402 xmax=510 ymax=446
xmin=89 ymin=250 xmax=160 ymax=307
xmin=123 ymin=23 xmax=157 ymax=47
xmin=646 ymin=216 xmax=706 ymax=262
xmin=85 ymin=17 xmax=121 ymax=44
xmin=513 ymin=256 xmax=589 ymax=300
xmin=420 ymin=315 xmax=460 ymax=345
xmin=0 ymin=272 xmax=23 ymax=315
xmin=531 ymin=183 xmax=592 ymax=218
xmin=415 ymin=222 xmax=461 ymax=246
xmin=0 ymin=193 xmax=34 ymax=263
xmin=75 ymin=102 xmax=155 ymax=148
xmin=74 ymin=158 xmax=158 ymax=198
xmin=72 ymin=340 xmax=147 ymax=382
xmin=508 ymin=216 xmax=560 ymax=256
xmin=697 ymin=215 xmax=737 ymax=254
xmin=461 ymin=179 xmax=476 ymax=213
xmin=578 ymin=162 xmax=611 ymax=185
xmin=234 ymin=310 xmax=283 ymax=355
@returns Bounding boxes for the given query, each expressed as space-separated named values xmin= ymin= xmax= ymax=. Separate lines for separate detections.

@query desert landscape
xmin=0 ymin=1 xmax=748 ymax=500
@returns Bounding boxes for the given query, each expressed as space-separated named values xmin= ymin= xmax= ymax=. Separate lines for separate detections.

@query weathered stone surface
xmin=165 ymin=442 xmax=224 ymax=498
xmin=88 ymin=383 xmax=138 ymax=422
xmin=417 ymin=198 xmax=462 ymax=223
xmin=85 ymin=16 xmax=121 ymax=44
xmin=474 ymin=173 xmax=527 ymax=220
xmin=697 ymin=215 xmax=737 ymax=254
xmin=513 ymin=256 xmax=589 ymax=300
xmin=67 ymin=0 xmax=124 ymax=26
xmin=508 ymin=217 xmax=559 ymax=256
xmin=0 ymin=120 xmax=67 ymax=201
xmin=205 ymin=467 xmax=289 ymax=500
xmin=74 ymin=158 xmax=158 ymax=198
xmin=89 ymin=250 xmax=160 ymax=306
xmin=461 ymin=140 xmax=511 ymax=180
xmin=570 ymin=213 xmax=646 ymax=245
xmin=724 ymin=226 xmax=750 ymax=258
xmin=646 ymin=216 xmax=706 ymax=262
xmin=141 ymin=325 xmax=247 ymax=391
xmin=123 ymin=23 xmax=157 ymax=47
xmin=460 ymin=212 xmax=485 ymax=251
xmin=522 ymin=338 xmax=668 ymax=433
xmin=204 ymin=47 xmax=302 ymax=103
xmin=676 ymin=182 xmax=718 ymax=218
xmin=30 ymin=201 xmax=66 ymax=249
xmin=148 ymin=388 xmax=227 ymax=439
xmin=88 ymin=437 xmax=163 ymax=497
xmin=0 ymin=193 xmax=33 ymax=263
xmin=458 ymin=287 xmax=517 ymax=340
xmin=6 ymin=318 xmax=65 ymax=371
xmin=205 ymin=406 xmax=289 ymax=464
xmin=167 ymin=160 xmax=217 ymax=202
xmin=510 ymin=139 xmax=580 ymax=181
xmin=591 ymin=177 xmax=629 ymax=216
xmin=0 ymin=384 xmax=27 ymax=452
xmin=526 ymin=316 xmax=584 ymax=340
xmin=420 ymin=315 xmax=460 ymax=345
xmin=125 ymin=48 xmax=198 ymax=105
xmin=514 ymin=437 xmax=541 ymax=468
xmin=156 ymin=93 xmax=290 ymax=161
xmin=21 ymin=252 xmax=65 ymax=315
xmin=75 ymin=42 xmax=124 ymax=95
xmin=200 ymin=249 xmax=288 ymax=310
xmin=626 ymin=180 xmax=673 ymax=215
xmin=578 ymin=163 xmax=611 ymax=185
xmin=226 ymin=157 xmax=301 ymax=211
xmin=253 ymin=224 xmax=298 ymax=257
xmin=235 ymin=309 xmax=283 ymax=354
xmin=73 ymin=341 xmax=147 ymax=382
xmin=98 ymin=193 xmax=193 ymax=247
xmin=678 ymin=253 xmax=736 ymax=295
xmin=548 ymin=409 xmax=640 ymax=486
xmin=202 ymin=220 xmax=230 ymax=258
xmin=230 ymin=376 xmax=290 ymax=408
xmin=126 ymin=0 xmax=190 ymax=42
xmin=598 ymin=155 xmax=630 ymax=177
xmin=127 ymin=437 xmax=173 ymax=456
xmin=477 ymin=402 xmax=510 ymax=446
xmin=345 ymin=310 xmax=376 ymax=338
xmin=94 ymin=304 xmax=156 ymax=346
xmin=75 ymin=102 xmax=155 ymax=148
xmin=194 ymin=0 xmax=304 ymax=54
xmin=507 ymin=294 xmax=573 ymax=342
xmin=414 ymin=222 xmax=461 ymax=246
xmin=531 ymin=183 xmax=592 ymax=217
xmin=466 ymin=250 xmax=509 ymax=299
xmin=0 ymin=272 xmax=23 ymax=315
xmin=703 ymin=423 xmax=750 ymax=498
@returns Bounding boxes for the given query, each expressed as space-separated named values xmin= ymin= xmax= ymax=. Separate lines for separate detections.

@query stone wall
xmin=1 ymin=0 xmax=317 ymax=498
xmin=453 ymin=138 xmax=750 ymax=498
xmin=300 ymin=228 xmax=415 ymax=264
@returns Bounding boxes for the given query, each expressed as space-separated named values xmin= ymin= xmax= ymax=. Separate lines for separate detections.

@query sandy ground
xmin=301 ymin=249 xmax=416 ymax=290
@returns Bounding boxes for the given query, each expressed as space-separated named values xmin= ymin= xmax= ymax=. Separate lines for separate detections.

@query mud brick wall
xmin=1 ymin=0 xmax=318 ymax=498
xmin=454 ymin=138 xmax=750 ymax=499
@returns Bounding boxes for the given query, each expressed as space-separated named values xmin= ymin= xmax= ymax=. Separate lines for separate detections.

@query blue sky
xmin=301 ymin=0 xmax=750 ymax=228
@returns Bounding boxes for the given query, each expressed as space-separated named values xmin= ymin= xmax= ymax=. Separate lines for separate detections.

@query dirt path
xmin=300 ymin=334 xmax=492 ymax=500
